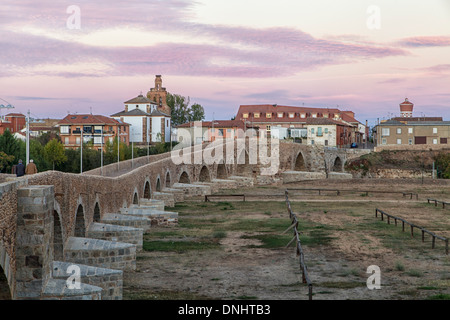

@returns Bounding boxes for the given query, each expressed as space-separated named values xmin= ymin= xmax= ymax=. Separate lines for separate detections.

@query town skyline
xmin=1 ymin=0 xmax=449 ymax=127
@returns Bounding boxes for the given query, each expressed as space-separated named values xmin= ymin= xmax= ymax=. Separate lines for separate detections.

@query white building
xmin=111 ymin=93 xmax=171 ymax=144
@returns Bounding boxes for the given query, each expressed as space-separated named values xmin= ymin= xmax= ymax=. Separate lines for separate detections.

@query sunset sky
xmin=1 ymin=0 xmax=449 ymax=127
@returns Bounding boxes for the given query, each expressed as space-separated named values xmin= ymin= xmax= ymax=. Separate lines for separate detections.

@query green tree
xmin=0 ymin=151 xmax=15 ymax=173
xmin=44 ymin=138 xmax=67 ymax=170
xmin=167 ymin=92 xmax=205 ymax=126
xmin=188 ymin=103 xmax=205 ymax=122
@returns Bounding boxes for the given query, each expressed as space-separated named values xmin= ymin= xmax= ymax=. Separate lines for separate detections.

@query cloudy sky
xmin=1 ymin=0 xmax=449 ymax=127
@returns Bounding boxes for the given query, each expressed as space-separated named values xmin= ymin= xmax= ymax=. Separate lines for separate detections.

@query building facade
xmin=0 ymin=113 xmax=26 ymax=134
xmin=234 ymin=104 xmax=364 ymax=146
xmin=373 ymin=98 xmax=450 ymax=149
xmin=57 ymin=114 xmax=130 ymax=150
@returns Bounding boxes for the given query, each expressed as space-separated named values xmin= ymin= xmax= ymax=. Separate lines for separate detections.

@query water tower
xmin=399 ymin=98 xmax=413 ymax=117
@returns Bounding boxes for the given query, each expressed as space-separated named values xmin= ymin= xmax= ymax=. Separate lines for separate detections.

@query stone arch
xmin=156 ymin=177 xmax=161 ymax=192
xmin=143 ymin=180 xmax=151 ymax=199
xmin=0 ymin=265 xmax=11 ymax=300
xmin=133 ymin=192 xmax=139 ymax=205
xmin=199 ymin=165 xmax=211 ymax=182
xmin=179 ymin=171 xmax=190 ymax=184
xmin=93 ymin=202 xmax=101 ymax=223
xmin=165 ymin=171 xmax=171 ymax=188
xmin=294 ymin=152 xmax=306 ymax=171
xmin=53 ymin=205 xmax=64 ymax=261
xmin=74 ymin=204 xmax=86 ymax=237
xmin=217 ymin=163 xmax=227 ymax=179
xmin=236 ymin=150 xmax=253 ymax=176
xmin=332 ymin=157 xmax=343 ymax=172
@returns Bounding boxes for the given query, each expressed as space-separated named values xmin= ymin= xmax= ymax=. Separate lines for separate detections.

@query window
xmin=60 ymin=126 xmax=69 ymax=134
xmin=324 ymin=128 xmax=329 ymax=134
xmin=433 ymin=128 xmax=438 ymax=134
xmin=311 ymin=128 xmax=315 ymax=134
xmin=277 ymin=112 xmax=283 ymax=118
xmin=266 ymin=113 xmax=272 ymax=118
xmin=218 ymin=129 xmax=224 ymax=136
xmin=76 ymin=137 xmax=81 ymax=144
xmin=397 ymin=138 xmax=402 ymax=145
xmin=433 ymin=138 xmax=438 ymax=145
xmin=254 ymin=113 xmax=260 ymax=118
xmin=408 ymin=139 xmax=413 ymax=145
xmin=243 ymin=113 xmax=249 ymax=119
xmin=311 ymin=140 xmax=314 ymax=145
xmin=382 ymin=138 xmax=387 ymax=145
xmin=440 ymin=138 xmax=447 ymax=144
xmin=381 ymin=128 xmax=390 ymax=136
xmin=300 ymin=113 xmax=306 ymax=118
xmin=312 ymin=113 xmax=317 ymax=118
xmin=227 ymin=129 xmax=231 ymax=133
xmin=397 ymin=128 xmax=402 ymax=134
xmin=94 ymin=136 xmax=102 ymax=144
xmin=289 ymin=113 xmax=294 ymax=118
xmin=64 ymin=137 xmax=69 ymax=145
xmin=325 ymin=140 xmax=328 ymax=146
xmin=408 ymin=128 xmax=413 ymax=134
xmin=317 ymin=127 xmax=323 ymax=137
xmin=266 ymin=125 xmax=271 ymax=131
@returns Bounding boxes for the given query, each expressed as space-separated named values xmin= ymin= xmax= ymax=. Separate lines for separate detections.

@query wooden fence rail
xmin=287 ymin=188 xmax=418 ymax=199
xmin=375 ymin=208 xmax=448 ymax=255
xmin=284 ymin=189 xmax=313 ymax=300
xmin=204 ymin=194 xmax=246 ymax=202
xmin=427 ymin=198 xmax=450 ymax=209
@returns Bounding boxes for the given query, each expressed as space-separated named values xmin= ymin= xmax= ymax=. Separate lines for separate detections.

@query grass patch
xmin=123 ymin=289 xmax=212 ymax=300
xmin=426 ymin=293 xmax=450 ymax=300
xmin=143 ymin=240 xmax=220 ymax=253
xmin=241 ymin=234 xmax=294 ymax=249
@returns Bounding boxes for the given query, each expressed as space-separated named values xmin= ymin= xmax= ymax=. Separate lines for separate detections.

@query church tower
xmin=147 ymin=75 xmax=171 ymax=115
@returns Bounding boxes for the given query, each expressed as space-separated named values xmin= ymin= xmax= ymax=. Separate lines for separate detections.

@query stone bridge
xmin=0 ymin=140 xmax=369 ymax=299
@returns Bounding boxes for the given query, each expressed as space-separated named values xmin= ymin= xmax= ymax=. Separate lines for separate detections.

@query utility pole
xmin=26 ymin=110 xmax=30 ymax=165
xmin=131 ymin=126 xmax=134 ymax=169
xmin=80 ymin=128 xmax=83 ymax=174
xmin=117 ymin=126 xmax=120 ymax=171
xmin=100 ymin=126 xmax=103 ymax=176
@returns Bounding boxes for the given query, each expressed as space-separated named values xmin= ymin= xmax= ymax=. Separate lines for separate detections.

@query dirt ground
xmin=123 ymin=179 xmax=449 ymax=300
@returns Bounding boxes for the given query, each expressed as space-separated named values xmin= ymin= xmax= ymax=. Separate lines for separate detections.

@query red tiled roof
xmin=176 ymin=120 xmax=250 ymax=129
xmin=306 ymin=117 xmax=354 ymax=127
xmin=5 ymin=113 xmax=26 ymax=117
xmin=58 ymin=114 xmax=129 ymax=126
xmin=235 ymin=104 xmax=362 ymax=123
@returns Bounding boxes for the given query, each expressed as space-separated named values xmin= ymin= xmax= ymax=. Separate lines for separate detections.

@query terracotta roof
xmin=58 ymin=114 xmax=128 ymax=126
xmin=391 ymin=117 xmax=443 ymax=122
xmin=5 ymin=113 xmax=26 ymax=117
xmin=235 ymin=104 xmax=361 ymax=123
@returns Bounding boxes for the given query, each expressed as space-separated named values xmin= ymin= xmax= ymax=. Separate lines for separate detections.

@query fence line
xmin=426 ymin=198 xmax=450 ymax=209
xmin=204 ymin=194 xmax=246 ymax=202
xmin=284 ymin=189 xmax=313 ymax=300
xmin=375 ymin=208 xmax=448 ymax=255
xmin=287 ymin=188 xmax=418 ymax=199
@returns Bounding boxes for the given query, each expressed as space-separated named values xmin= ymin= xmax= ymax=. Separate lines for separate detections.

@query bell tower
xmin=147 ymin=75 xmax=171 ymax=115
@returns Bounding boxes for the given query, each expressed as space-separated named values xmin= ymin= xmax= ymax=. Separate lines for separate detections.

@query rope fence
xmin=284 ymin=189 xmax=313 ymax=300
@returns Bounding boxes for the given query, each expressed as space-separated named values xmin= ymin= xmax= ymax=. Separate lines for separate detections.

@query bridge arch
xmin=143 ymin=179 xmax=151 ymax=199
xmin=74 ymin=203 xmax=86 ymax=237
xmin=236 ymin=149 xmax=253 ymax=176
xmin=132 ymin=188 xmax=139 ymax=205
xmin=156 ymin=176 xmax=162 ymax=192
xmin=165 ymin=171 xmax=171 ymax=188
xmin=199 ymin=165 xmax=211 ymax=182
xmin=332 ymin=156 xmax=343 ymax=172
xmin=216 ymin=163 xmax=227 ymax=179
xmin=179 ymin=171 xmax=191 ymax=184
xmin=93 ymin=202 xmax=101 ymax=223
xmin=293 ymin=151 xmax=306 ymax=171
xmin=0 ymin=265 xmax=11 ymax=300
xmin=53 ymin=201 xmax=64 ymax=261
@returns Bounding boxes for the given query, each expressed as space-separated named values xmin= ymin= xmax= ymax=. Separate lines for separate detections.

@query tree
xmin=0 ymin=151 xmax=15 ymax=173
xmin=188 ymin=103 xmax=205 ymax=122
xmin=167 ymin=92 xmax=205 ymax=126
xmin=0 ymin=129 xmax=22 ymax=172
xmin=43 ymin=138 xmax=67 ymax=170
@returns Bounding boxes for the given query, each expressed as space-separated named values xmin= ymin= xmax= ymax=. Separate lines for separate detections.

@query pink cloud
xmin=397 ymin=36 xmax=450 ymax=47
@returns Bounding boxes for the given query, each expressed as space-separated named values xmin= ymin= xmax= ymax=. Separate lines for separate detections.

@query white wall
xmin=151 ymin=116 xmax=162 ymax=142
xmin=119 ymin=116 xmax=143 ymax=143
